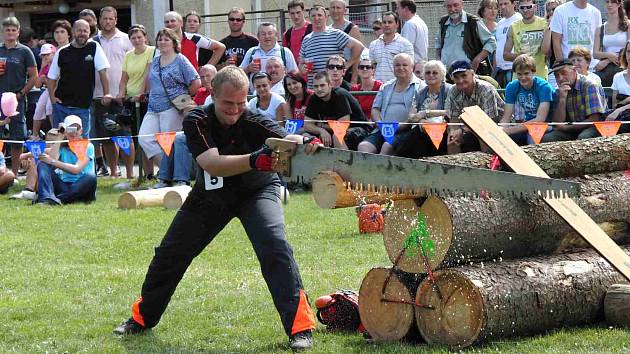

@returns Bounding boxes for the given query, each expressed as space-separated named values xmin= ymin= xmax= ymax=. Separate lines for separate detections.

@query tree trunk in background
xmin=425 ymin=134 xmax=630 ymax=178
xmin=414 ymin=246 xmax=630 ymax=348
xmin=382 ymin=173 xmax=630 ymax=273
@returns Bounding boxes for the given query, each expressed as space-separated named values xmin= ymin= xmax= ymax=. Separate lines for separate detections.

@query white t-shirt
xmin=602 ymin=25 xmax=627 ymax=54
xmin=401 ymin=15 xmax=429 ymax=61
xmin=550 ymin=1 xmax=602 ymax=68
xmin=495 ymin=13 xmax=522 ymax=70
xmin=246 ymin=92 xmax=286 ymax=120
xmin=587 ymin=71 xmax=602 ymax=86
xmin=612 ymin=71 xmax=630 ymax=95
xmin=203 ymin=95 xmax=214 ymax=106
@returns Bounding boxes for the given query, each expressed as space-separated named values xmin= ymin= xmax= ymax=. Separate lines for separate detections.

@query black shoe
xmin=113 ymin=318 xmax=147 ymax=335
xmin=289 ymin=330 xmax=313 ymax=351
xmin=97 ymin=165 xmax=110 ymax=177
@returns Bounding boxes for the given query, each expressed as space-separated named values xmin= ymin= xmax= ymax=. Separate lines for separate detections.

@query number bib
xmin=203 ymin=171 xmax=224 ymax=190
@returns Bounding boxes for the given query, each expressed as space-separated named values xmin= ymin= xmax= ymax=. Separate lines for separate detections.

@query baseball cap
xmin=449 ymin=60 xmax=473 ymax=76
xmin=63 ymin=115 xmax=82 ymax=128
xmin=39 ymin=43 xmax=56 ymax=56
xmin=550 ymin=59 xmax=574 ymax=73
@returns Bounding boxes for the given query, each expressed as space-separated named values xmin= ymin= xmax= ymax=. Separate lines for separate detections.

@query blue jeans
xmin=36 ymin=162 xmax=97 ymax=204
xmin=52 ymin=104 xmax=91 ymax=138
xmin=158 ymin=134 xmax=192 ymax=183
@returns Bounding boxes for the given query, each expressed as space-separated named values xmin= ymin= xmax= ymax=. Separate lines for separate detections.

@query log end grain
xmin=359 ymin=267 xmax=415 ymax=341
xmin=382 ymin=197 xmax=453 ymax=273
xmin=163 ymin=186 xmax=192 ymax=209
xmin=415 ymin=269 xmax=485 ymax=348
xmin=605 ymin=284 xmax=630 ymax=327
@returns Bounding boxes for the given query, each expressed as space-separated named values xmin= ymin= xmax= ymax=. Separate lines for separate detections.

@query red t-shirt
xmin=290 ymin=89 xmax=313 ymax=120
xmin=282 ymin=22 xmax=311 ymax=63
xmin=351 ymin=81 xmax=382 ymax=121
xmin=194 ymin=87 xmax=211 ymax=105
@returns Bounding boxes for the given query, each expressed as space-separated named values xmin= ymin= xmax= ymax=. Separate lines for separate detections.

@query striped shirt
xmin=369 ymin=33 xmax=414 ymax=83
xmin=300 ymin=28 xmax=350 ymax=87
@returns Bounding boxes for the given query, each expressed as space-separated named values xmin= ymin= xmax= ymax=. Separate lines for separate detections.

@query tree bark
xmin=414 ymin=246 xmax=630 ymax=348
xmin=383 ymin=173 xmax=630 ymax=273
xmin=358 ymin=267 xmax=423 ymax=342
xmin=311 ymin=171 xmax=425 ymax=209
xmin=425 ymin=134 xmax=630 ymax=178
xmin=604 ymin=284 xmax=630 ymax=327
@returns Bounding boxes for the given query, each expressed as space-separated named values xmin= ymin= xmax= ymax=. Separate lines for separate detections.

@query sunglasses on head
xmin=129 ymin=24 xmax=145 ymax=31
xmin=358 ymin=65 xmax=373 ymax=70
xmin=372 ymin=27 xmax=381 ymax=31
xmin=327 ymin=64 xmax=345 ymax=70
xmin=228 ymin=17 xmax=244 ymax=22
xmin=519 ymin=4 xmax=534 ymax=10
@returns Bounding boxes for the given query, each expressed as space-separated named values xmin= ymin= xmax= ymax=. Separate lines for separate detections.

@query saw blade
xmin=285 ymin=146 xmax=579 ymax=199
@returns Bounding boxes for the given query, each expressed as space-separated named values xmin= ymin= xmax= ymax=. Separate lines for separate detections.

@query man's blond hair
xmin=212 ymin=66 xmax=250 ymax=96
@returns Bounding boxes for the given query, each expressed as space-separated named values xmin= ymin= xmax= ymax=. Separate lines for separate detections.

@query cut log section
xmin=312 ymin=171 xmax=425 ymax=209
xmin=415 ymin=246 xmax=630 ymax=348
xmin=426 ymin=133 xmax=630 ymax=178
xmin=358 ymin=267 xmax=421 ymax=341
xmin=163 ymin=186 xmax=192 ymax=209
xmin=605 ymin=284 xmax=630 ymax=327
xmin=118 ymin=186 xmax=192 ymax=209
xmin=383 ymin=173 xmax=630 ymax=273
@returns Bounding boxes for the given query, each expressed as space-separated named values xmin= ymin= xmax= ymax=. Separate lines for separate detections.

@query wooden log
xmin=605 ymin=284 xmax=630 ymax=327
xmin=414 ymin=246 xmax=630 ymax=348
xmin=118 ymin=186 xmax=192 ymax=209
xmin=163 ymin=185 xmax=193 ymax=209
xmin=358 ymin=267 xmax=423 ymax=342
xmin=312 ymin=171 xmax=425 ymax=209
xmin=425 ymin=134 xmax=630 ymax=178
xmin=383 ymin=173 xmax=630 ymax=273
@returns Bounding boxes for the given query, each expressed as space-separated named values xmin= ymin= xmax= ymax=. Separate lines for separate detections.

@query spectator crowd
xmin=1 ymin=0 xmax=630 ymax=202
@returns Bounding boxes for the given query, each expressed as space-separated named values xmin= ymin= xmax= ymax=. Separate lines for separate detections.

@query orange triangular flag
xmin=156 ymin=132 xmax=177 ymax=156
xmin=594 ymin=121 xmax=622 ymax=137
xmin=523 ymin=122 xmax=549 ymax=144
xmin=68 ymin=139 xmax=89 ymax=162
xmin=422 ymin=123 xmax=447 ymax=150
xmin=327 ymin=120 xmax=350 ymax=145
xmin=0 ymin=140 xmax=4 ymax=154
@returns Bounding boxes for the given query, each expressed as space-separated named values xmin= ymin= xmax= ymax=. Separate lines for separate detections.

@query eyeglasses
xmin=228 ymin=18 xmax=244 ymax=22
xmin=424 ymin=70 xmax=439 ymax=76
xmin=327 ymin=64 xmax=345 ymax=70
xmin=519 ymin=4 xmax=534 ymax=10
xmin=358 ymin=65 xmax=373 ymax=70
xmin=372 ymin=27 xmax=381 ymax=31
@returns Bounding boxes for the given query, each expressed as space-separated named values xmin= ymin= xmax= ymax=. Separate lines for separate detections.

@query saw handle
xmin=265 ymin=138 xmax=298 ymax=177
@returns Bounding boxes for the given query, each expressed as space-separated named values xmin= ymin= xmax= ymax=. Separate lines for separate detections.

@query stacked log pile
xmin=340 ymin=135 xmax=630 ymax=348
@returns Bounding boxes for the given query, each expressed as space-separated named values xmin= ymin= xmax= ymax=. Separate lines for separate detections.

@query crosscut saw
xmin=266 ymin=138 xmax=579 ymax=199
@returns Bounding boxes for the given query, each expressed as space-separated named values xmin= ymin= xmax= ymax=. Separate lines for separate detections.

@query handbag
xmin=157 ymin=58 xmax=195 ymax=113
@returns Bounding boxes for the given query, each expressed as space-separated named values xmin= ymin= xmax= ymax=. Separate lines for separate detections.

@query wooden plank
xmin=460 ymin=105 xmax=630 ymax=281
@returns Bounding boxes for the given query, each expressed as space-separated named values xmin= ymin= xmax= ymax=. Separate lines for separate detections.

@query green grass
xmin=1 ymin=179 xmax=629 ymax=353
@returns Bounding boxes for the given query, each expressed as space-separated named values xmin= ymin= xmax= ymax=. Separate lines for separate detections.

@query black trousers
xmin=133 ymin=183 xmax=314 ymax=336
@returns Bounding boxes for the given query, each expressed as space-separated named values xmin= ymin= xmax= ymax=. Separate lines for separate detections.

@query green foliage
xmin=0 ymin=180 xmax=629 ymax=353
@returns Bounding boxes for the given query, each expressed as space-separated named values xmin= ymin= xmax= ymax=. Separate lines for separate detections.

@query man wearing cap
xmin=35 ymin=115 xmax=97 ymax=205
xmin=541 ymin=59 xmax=606 ymax=142
xmin=444 ymin=60 xmax=504 ymax=154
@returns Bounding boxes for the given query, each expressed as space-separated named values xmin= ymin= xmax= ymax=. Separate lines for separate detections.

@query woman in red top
xmin=351 ymin=58 xmax=382 ymax=121
xmin=282 ymin=71 xmax=313 ymax=133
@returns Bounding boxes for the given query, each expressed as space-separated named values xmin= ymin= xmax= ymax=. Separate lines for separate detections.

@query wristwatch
xmin=50 ymin=159 xmax=57 ymax=165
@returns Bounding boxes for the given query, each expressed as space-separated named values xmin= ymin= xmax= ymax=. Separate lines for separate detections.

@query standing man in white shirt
xmin=550 ymin=0 xmax=602 ymax=68
xmin=369 ymin=11 xmax=415 ymax=83
xmin=396 ymin=0 xmax=429 ymax=62
xmin=494 ymin=0 xmax=522 ymax=87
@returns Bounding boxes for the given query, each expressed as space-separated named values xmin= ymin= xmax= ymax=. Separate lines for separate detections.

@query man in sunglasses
xmin=326 ymin=55 xmax=352 ymax=90
xmin=503 ymin=0 xmax=549 ymax=80
xmin=218 ymin=7 xmax=259 ymax=68
xmin=369 ymin=11 xmax=414 ymax=83
xmin=494 ymin=0 xmax=522 ymax=88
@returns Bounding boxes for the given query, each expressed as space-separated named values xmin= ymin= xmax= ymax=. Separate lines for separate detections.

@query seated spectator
xmin=194 ymin=64 xmax=217 ymax=105
xmin=413 ymin=60 xmax=426 ymax=80
xmin=266 ymin=57 xmax=286 ymax=95
xmin=351 ymin=58 xmax=383 ymax=120
xmin=247 ymin=72 xmax=286 ymax=121
xmin=0 ymin=150 xmax=15 ymax=195
xmin=593 ymin=0 xmax=627 ymax=87
xmin=304 ymin=71 xmax=370 ymax=150
xmin=393 ymin=60 xmax=452 ymax=158
xmin=611 ymin=41 xmax=630 ymax=110
xmin=358 ymin=53 xmax=423 ymax=155
xmin=283 ymin=70 xmax=313 ymax=127
xmin=542 ymin=59 xmax=607 ymax=142
xmin=445 ymin=60 xmax=505 ymax=154
xmin=326 ymin=55 xmax=352 ymax=90
xmin=35 ymin=115 xmax=97 ymax=205
xmin=500 ymin=54 xmax=554 ymax=145
xmin=568 ymin=47 xmax=603 ymax=85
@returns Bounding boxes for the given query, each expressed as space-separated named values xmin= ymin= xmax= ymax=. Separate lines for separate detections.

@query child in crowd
xmin=568 ymin=47 xmax=603 ymax=85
